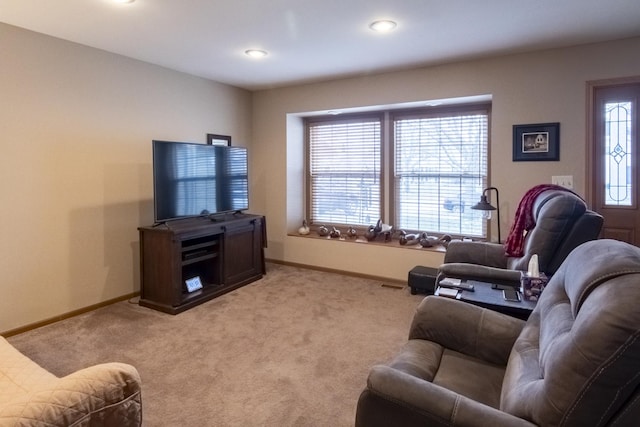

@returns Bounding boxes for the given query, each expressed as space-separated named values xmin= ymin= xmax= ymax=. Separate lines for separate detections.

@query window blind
xmin=307 ymin=117 xmax=382 ymax=226
xmin=393 ymin=111 xmax=488 ymax=237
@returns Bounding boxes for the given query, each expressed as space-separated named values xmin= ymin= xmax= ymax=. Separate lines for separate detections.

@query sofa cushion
xmin=0 ymin=336 xmax=142 ymax=426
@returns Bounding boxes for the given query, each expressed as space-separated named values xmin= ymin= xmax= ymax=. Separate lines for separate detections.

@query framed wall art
xmin=512 ymin=122 xmax=559 ymax=161
xmin=206 ymin=133 xmax=231 ymax=146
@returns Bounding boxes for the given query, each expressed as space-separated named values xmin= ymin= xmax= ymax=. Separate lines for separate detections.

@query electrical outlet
xmin=551 ymin=175 xmax=573 ymax=189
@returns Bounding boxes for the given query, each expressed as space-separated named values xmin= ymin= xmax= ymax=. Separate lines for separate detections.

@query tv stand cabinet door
xmin=223 ymin=217 xmax=264 ymax=287
xmin=139 ymin=229 xmax=182 ymax=311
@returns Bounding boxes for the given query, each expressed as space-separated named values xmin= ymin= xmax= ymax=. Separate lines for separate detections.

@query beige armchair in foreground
xmin=0 ymin=336 xmax=142 ymax=426
xmin=356 ymin=239 xmax=640 ymax=427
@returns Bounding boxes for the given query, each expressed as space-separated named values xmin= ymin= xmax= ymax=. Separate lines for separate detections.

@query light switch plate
xmin=551 ymin=175 xmax=573 ymax=189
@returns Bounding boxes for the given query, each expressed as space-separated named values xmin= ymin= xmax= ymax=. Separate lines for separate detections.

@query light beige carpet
xmin=8 ymin=263 xmax=425 ymax=426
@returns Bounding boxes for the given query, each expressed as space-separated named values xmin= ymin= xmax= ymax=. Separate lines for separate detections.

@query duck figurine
xmin=402 ymin=233 xmax=420 ymax=246
xmin=439 ymin=234 xmax=452 ymax=247
xmin=298 ymin=220 xmax=310 ymax=235
xmin=317 ymin=225 xmax=329 ymax=237
xmin=399 ymin=230 xmax=419 ymax=245
xmin=419 ymin=234 xmax=440 ymax=248
xmin=329 ymin=227 xmax=341 ymax=238
xmin=364 ymin=225 xmax=377 ymax=241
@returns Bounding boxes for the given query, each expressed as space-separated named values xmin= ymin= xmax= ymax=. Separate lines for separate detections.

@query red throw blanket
xmin=504 ymin=184 xmax=576 ymax=257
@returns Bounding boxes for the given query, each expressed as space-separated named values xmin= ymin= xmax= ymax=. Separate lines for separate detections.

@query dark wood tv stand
xmin=138 ymin=213 xmax=266 ymax=314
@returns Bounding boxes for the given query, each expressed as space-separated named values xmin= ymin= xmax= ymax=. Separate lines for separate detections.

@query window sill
xmin=287 ymin=232 xmax=447 ymax=253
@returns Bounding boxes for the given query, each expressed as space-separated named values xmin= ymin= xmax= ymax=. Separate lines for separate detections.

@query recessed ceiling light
xmin=369 ymin=20 xmax=397 ymax=33
xmin=245 ymin=49 xmax=268 ymax=58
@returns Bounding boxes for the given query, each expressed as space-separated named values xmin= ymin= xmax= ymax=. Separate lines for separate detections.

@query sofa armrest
xmin=356 ymin=365 xmax=535 ymax=427
xmin=0 ymin=362 xmax=142 ymax=427
xmin=443 ymin=241 xmax=508 ymax=267
xmin=437 ymin=263 xmax=523 ymax=287
xmin=409 ymin=297 xmax=525 ymax=366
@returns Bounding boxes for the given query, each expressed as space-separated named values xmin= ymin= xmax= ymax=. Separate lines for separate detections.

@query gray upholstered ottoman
xmin=407 ymin=266 xmax=437 ymax=295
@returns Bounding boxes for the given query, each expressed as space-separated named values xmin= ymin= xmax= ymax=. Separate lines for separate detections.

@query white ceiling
xmin=2 ymin=0 xmax=640 ymax=91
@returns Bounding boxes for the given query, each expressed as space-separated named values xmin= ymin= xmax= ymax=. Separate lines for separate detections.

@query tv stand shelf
xmin=138 ymin=214 xmax=266 ymax=314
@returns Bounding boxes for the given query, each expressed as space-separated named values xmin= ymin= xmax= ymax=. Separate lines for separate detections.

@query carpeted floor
xmin=8 ymin=263 xmax=425 ymax=426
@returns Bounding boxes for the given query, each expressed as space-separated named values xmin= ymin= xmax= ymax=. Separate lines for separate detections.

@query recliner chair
xmin=437 ymin=188 xmax=603 ymax=286
xmin=356 ymin=239 xmax=640 ymax=426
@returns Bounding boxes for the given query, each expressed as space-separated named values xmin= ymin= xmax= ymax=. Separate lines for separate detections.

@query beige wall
xmin=252 ymin=37 xmax=640 ymax=279
xmin=0 ymin=24 xmax=252 ymax=332
xmin=3 ymin=20 xmax=640 ymax=332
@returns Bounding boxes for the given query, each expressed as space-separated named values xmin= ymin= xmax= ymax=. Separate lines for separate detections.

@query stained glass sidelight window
xmin=604 ymin=102 xmax=633 ymax=206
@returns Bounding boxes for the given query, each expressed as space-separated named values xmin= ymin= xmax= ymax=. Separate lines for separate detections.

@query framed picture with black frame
xmin=512 ymin=122 xmax=559 ymax=161
xmin=206 ymin=134 xmax=231 ymax=146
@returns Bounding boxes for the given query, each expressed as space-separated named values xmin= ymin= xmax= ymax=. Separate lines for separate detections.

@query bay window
xmin=306 ymin=103 xmax=490 ymax=239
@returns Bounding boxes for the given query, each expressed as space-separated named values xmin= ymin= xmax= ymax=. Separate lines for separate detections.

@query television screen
xmin=153 ymin=140 xmax=249 ymax=222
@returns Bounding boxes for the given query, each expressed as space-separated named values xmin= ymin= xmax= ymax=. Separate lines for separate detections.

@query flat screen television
xmin=152 ymin=140 xmax=249 ymax=223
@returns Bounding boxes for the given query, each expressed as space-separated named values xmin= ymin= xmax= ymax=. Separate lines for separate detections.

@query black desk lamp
xmin=471 ymin=187 xmax=501 ymax=243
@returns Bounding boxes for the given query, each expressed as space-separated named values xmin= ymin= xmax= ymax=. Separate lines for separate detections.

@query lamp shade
xmin=471 ymin=195 xmax=496 ymax=211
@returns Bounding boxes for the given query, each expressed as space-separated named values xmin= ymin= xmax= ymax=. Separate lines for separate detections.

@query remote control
xmin=439 ymin=279 xmax=475 ymax=291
